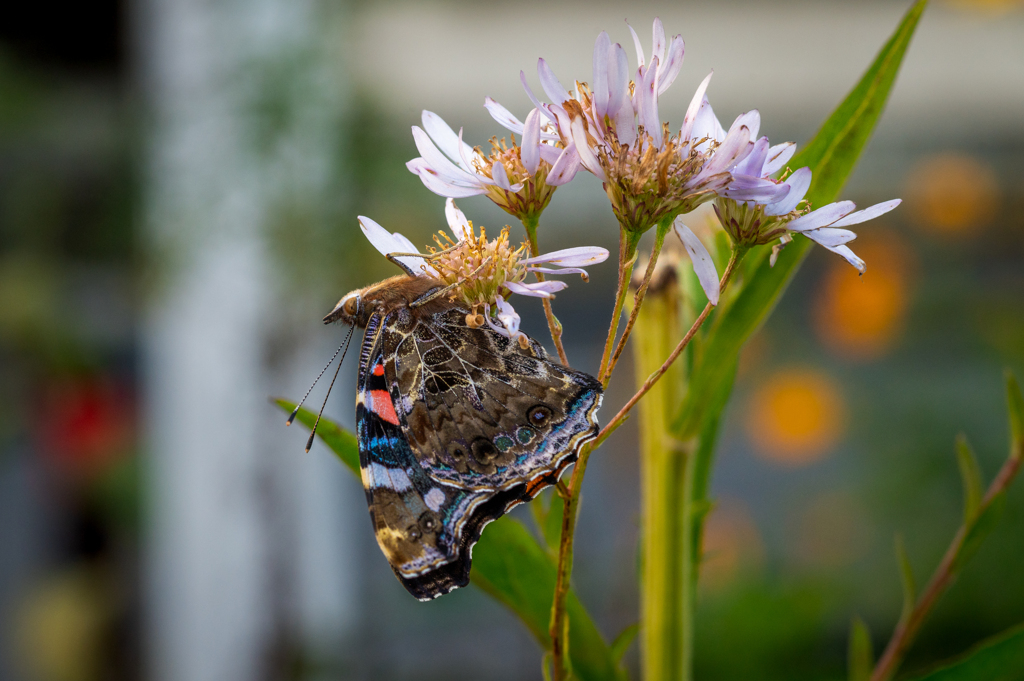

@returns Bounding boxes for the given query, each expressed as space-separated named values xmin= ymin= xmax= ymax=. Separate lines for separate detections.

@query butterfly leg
xmin=409 ymin=258 xmax=492 ymax=308
xmin=385 ymin=241 xmax=464 ymax=276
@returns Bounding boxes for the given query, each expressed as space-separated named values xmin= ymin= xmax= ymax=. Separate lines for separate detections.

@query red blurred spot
xmin=35 ymin=377 xmax=134 ymax=478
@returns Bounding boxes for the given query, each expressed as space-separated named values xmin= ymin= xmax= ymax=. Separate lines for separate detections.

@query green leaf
xmin=1006 ymin=370 xmax=1024 ymax=460
xmin=273 ymin=398 xmax=623 ymax=681
xmin=952 ymin=491 xmax=1007 ymax=574
xmin=848 ymin=616 xmax=874 ymax=681
xmin=956 ymin=434 xmax=985 ymax=523
xmin=610 ymin=623 xmax=640 ymax=664
xmin=274 ymin=398 xmax=358 ymax=473
xmin=895 ymin=535 xmax=917 ymax=623
xmin=672 ymin=0 xmax=928 ymax=438
xmin=906 ymin=622 xmax=1024 ymax=681
xmin=473 ymin=519 xmax=624 ymax=681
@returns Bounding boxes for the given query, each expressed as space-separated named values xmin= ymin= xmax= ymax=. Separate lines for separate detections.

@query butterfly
xmin=317 ymin=271 xmax=603 ymax=600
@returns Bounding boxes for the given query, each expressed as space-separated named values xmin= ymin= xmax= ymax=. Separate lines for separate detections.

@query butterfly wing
xmin=357 ymin=311 xmax=528 ymax=600
xmin=383 ymin=306 xmax=603 ymax=492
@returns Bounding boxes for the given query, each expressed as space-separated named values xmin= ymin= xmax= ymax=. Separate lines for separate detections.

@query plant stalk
xmin=869 ymin=453 xmax=1022 ymax=681
xmin=522 ymin=216 xmax=570 ymax=366
xmin=632 ymin=258 xmax=688 ymax=681
xmin=598 ymin=229 xmax=642 ymax=385
xmin=606 ymin=219 xmax=672 ymax=380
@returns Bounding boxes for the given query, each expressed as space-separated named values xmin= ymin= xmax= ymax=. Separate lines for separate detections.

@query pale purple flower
xmin=407 ymin=109 xmax=561 ymax=221
xmin=672 ymin=218 xmax=722 ymax=305
xmin=712 ymin=138 xmax=901 ymax=272
xmin=358 ymin=200 xmax=609 ymax=340
xmin=492 ymin=19 xmax=778 ymax=233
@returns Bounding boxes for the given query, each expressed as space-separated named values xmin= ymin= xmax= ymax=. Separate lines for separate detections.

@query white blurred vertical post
xmin=138 ymin=0 xmax=356 ymax=679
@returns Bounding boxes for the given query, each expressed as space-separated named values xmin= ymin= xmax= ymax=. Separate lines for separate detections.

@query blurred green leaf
xmin=610 ymin=623 xmax=640 ymax=664
xmin=274 ymin=398 xmax=623 ymax=681
xmin=905 ymin=622 xmax=1024 ymax=681
xmin=274 ymin=398 xmax=359 ymax=473
xmin=848 ymin=616 xmax=874 ymax=681
xmin=672 ymin=0 xmax=927 ymax=438
xmin=956 ymin=434 xmax=985 ymax=523
xmin=894 ymin=535 xmax=917 ymax=623
xmin=953 ymin=491 xmax=1007 ymax=574
xmin=1007 ymin=370 xmax=1024 ymax=460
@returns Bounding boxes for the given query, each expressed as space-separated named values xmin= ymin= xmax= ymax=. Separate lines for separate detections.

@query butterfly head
xmin=323 ymin=289 xmax=369 ymax=327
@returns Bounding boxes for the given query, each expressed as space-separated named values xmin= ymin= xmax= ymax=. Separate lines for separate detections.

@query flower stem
xmin=869 ymin=452 xmax=1023 ymax=681
xmin=522 ymin=216 xmax=570 ymax=366
xmin=549 ymin=246 xmax=744 ymax=681
xmin=598 ymin=229 xmax=642 ymax=385
xmin=549 ymin=226 xmax=641 ymax=681
xmin=605 ymin=218 xmax=672 ymax=380
xmin=592 ymin=247 xmax=746 ymax=450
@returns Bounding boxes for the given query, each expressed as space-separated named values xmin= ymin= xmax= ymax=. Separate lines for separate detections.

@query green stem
xmin=870 ymin=452 xmax=1023 ymax=681
xmin=632 ymin=261 xmax=688 ymax=681
xmin=598 ymin=229 xmax=642 ymax=386
xmin=606 ymin=218 xmax=672 ymax=381
xmin=522 ymin=216 xmax=570 ymax=366
xmin=550 ymin=226 xmax=641 ymax=681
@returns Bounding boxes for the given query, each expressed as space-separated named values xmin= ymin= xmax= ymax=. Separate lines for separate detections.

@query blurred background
xmin=0 ymin=0 xmax=1022 ymax=680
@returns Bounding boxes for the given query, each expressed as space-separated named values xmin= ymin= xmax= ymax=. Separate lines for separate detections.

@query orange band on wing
xmin=368 ymin=389 xmax=400 ymax=425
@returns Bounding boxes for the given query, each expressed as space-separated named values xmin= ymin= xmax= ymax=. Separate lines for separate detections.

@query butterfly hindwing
xmin=383 ymin=307 xmax=602 ymax=491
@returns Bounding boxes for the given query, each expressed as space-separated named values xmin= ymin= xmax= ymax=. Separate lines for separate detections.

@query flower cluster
xmin=358 ymin=16 xmax=902 ymax=343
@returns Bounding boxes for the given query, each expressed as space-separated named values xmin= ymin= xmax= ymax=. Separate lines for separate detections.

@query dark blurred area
xmin=0 ymin=1 xmax=1021 ymax=681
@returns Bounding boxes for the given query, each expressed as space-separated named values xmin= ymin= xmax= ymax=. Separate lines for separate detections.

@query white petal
xmin=607 ymin=43 xmax=630 ymax=122
xmin=786 ymin=200 xmax=856 ymax=232
xmin=495 ymin=295 xmax=521 ymax=336
xmin=407 ymin=158 xmax=486 ymax=198
xmin=637 ymin=56 xmax=662 ymax=149
xmin=537 ymin=142 xmax=562 ymax=166
xmin=411 ymin=126 xmax=487 ymax=187
xmin=673 ymin=220 xmax=720 ymax=305
xmin=658 ymin=34 xmax=685 ymax=95
xmin=831 ymin=198 xmax=902 ymax=227
xmin=803 ymin=226 xmax=858 ymax=248
xmin=651 ymin=18 xmax=666 ymax=64
xmin=521 ymin=246 xmax=609 ymax=266
xmin=421 ymin=111 xmax=474 ymax=169
xmin=765 ymin=167 xmax=811 ymax=215
xmin=491 ymin=159 xmax=512 ymax=190
xmin=733 ymin=137 xmax=770 ymax=177
xmin=522 ymin=108 xmax=541 ymax=175
xmin=627 ymin=21 xmax=645 ymax=67
xmin=444 ymin=199 xmax=472 ymax=242
xmin=538 ymin=58 xmax=571 ymax=105
xmin=681 ymin=71 xmax=714 ymax=142
xmin=505 ymin=279 xmax=567 ymax=298
xmin=570 ymin=117 xmax=607 ymax=181
xmin=546 ymin=145 xmax=581 ymax=186
xmin=527 ymin=266 xmax=591 ymax=278
xmin=592 ymin=31 xmax=611 ymax=119
xmin=358 ymin=216 xmax=427 ymax=272
xmin=520 ymin=70 xmax=554 ymax=123
xmin=827 ymin=244 xmax=866 ymax=273
xmin=763 ymin=142 xmax=796 ymax=177
xmin=690 ymin=96 xmax=725 ymax=151
xmin=613 ymin=98 xmax=637 ymax=147
xmin=484 ymin=97 xmax=524 ymax=134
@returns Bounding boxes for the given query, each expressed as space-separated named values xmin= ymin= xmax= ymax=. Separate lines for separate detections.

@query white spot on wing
xmin=424 ymin=487 xmax=445 ymax=512
xmin=370 ymin=463 xmax=412 ymax=492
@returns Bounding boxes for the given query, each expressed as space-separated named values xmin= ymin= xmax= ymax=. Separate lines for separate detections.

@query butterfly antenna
xmin=286 ymin=323 xmax=355 ymax=426
xmin=305 ymin=324 xmax=356 ymax=452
